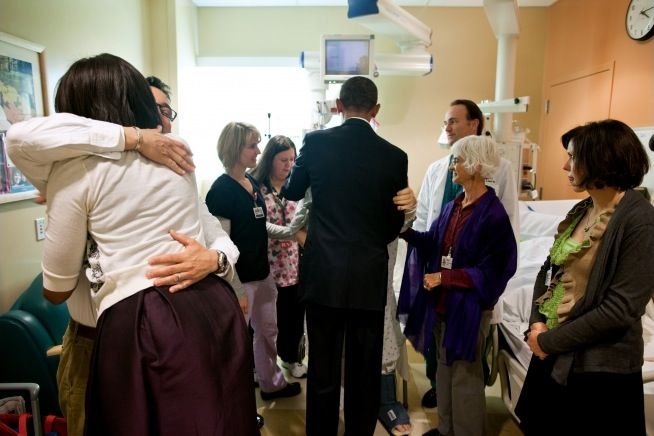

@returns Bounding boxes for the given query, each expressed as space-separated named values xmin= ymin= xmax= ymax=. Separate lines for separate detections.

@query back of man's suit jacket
xmin=284 ymin=118 xmax=407 ymax=311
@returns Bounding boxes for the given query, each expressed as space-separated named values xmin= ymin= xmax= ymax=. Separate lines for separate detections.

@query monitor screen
xmin=321 ymin=35 xmax=374 ymax=82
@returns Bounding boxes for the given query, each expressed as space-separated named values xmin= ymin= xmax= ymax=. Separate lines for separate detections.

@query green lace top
xmin=538 ymin=215 xmax=588 ymax=329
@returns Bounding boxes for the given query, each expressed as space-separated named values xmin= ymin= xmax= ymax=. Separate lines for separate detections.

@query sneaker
xmin=260 ymin=382 xmax=301 ymax=401
xmin=282 ymin=361 xmax=308 ymax=378
xmin=421 ymin=387 xmax=437 ymax=408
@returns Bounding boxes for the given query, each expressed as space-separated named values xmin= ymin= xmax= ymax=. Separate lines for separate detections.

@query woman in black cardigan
xmin=516 ymin=119 xmax=654 ymax=436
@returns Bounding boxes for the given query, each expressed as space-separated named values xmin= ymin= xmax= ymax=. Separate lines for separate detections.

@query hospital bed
xmin=494 ymin=200 xmax=654 ymax=435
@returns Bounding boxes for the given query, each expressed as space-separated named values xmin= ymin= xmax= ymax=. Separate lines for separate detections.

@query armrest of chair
xmin=11 ymin=274 xmax=69 ymax=343
xmin=0 ymin=310 xmax=62 ymax=416
xmin=0 ymin=310 xmax=55 ymax=355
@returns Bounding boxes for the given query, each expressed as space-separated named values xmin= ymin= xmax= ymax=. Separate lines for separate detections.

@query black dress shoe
xmin=423 ymin=428 xmax=441 ymax=436
xmin=421 ymin=387 xmax=437 ymax=408
xmin=260 ymin=381 xmax=301 ymax=401
xmin=256 ymin=414 xmax=264 ymax=428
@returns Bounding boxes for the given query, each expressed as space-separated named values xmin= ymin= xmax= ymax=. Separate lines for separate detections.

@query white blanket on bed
xmin=500 ymin=236 xmax=553 ymax=368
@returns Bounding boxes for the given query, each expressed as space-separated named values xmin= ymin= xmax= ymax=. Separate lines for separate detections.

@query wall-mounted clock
xmin=626 ymin=0 xmax=654 ymax=41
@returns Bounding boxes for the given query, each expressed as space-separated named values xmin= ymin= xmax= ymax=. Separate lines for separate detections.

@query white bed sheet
xmin=500 ymin=236 xmax=553 ymax=368
xmin=499 ymin=200 xmax=575 ymax=368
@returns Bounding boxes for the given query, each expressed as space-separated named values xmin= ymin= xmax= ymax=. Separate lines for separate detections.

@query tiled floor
xmin=256 ymin=343 xmax=523 ymax=436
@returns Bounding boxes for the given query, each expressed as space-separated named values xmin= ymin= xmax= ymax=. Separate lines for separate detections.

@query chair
xmin=0 ymin=274 xmax=70 ymax=416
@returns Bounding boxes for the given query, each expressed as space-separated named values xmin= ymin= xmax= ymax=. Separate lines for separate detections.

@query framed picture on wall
xmin=0 ymin=32 xmax=47 ymax=204
xmin=0 ymin=131 xmax=7 ymax=194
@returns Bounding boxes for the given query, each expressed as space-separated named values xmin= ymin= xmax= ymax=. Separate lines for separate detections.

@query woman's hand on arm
xmin=146 ymin=230 xmax=218 ymax=293
xmin=124 ymin=127 xmax=195 ymax=175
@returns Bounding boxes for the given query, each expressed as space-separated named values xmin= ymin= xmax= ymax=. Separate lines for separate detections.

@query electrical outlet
xmin=35 ymin=217 xmax=46 ymax=241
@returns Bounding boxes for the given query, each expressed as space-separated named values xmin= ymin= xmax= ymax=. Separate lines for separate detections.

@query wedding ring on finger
xmin=175 ymin=273 xmax=181 ymax=283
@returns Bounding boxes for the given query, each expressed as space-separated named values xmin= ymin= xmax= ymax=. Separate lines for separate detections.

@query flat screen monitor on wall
xmin=321 ymin=34 xmax=375 ymax=83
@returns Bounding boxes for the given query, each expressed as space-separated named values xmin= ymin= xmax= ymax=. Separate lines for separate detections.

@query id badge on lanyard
xmin=252 ymin=191 xmax=264 ymax=219
xmin=441 ymin=247 xmax=453 ymax=270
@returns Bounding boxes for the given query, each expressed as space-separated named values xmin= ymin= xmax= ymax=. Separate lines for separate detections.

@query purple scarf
xmin=398 ymin=188 xmax=517 ymax=364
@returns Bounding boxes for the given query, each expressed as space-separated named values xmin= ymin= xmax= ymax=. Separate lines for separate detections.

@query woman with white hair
xmin=399 ymin=135 xmax=517 ymax=436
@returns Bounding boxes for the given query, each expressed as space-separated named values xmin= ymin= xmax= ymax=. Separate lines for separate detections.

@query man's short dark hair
xmin=450 ymin=99 xmax=484 ymax=135
xmin=339 ymin=76 xmax=377 ymax=111
xmin=561 ymin=119 xmax=649 ymax=191
xmin=146 ymin=76 xmax=172 ymax=100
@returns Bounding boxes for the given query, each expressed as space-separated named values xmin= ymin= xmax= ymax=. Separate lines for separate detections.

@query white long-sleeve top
xmin=6 ymin=114 xmax=240 ymax=325
xmin=414 ymin=154 xmax=519 ymax=239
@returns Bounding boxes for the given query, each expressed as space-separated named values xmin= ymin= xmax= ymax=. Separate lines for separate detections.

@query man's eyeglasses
xmin=157 ymin=104 xmax=177 ymax=122
xmin=442 ymin=118 xmax=460 ymax=128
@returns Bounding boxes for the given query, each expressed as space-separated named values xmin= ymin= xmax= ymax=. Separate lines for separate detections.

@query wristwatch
xmin=215 ymin=250 xmax=229 ymax=275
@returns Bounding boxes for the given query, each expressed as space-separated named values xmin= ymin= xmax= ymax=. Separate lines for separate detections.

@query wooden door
xmin=538 ymin=64 xmax=614 ymax=200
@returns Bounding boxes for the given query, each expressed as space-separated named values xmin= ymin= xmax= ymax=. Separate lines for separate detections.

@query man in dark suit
xmin=283 ymin=76 xmax=408 ymax=436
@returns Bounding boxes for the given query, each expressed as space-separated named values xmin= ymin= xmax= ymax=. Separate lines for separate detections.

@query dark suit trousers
xmin=305 ymin=302 xmax=384 ymax=436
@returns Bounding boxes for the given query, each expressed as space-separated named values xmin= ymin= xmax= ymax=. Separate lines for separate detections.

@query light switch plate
xmin=35 ymin=217 xmax=46 ymax=241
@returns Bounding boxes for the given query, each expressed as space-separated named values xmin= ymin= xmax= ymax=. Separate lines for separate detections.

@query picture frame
xmin=0 ymin=32 xmax=47 ymax=204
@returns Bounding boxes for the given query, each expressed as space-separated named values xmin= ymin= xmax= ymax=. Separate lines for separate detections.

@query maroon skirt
xmin=85 ymin=275 xmax=259 ymax=436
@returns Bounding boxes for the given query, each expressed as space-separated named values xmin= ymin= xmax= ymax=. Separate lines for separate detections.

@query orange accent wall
xmin=542 ymin=0 xmax=654 ymax=128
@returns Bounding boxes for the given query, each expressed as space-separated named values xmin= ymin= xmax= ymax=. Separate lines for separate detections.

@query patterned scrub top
xmin=262 ymin=185 xmax=300 ymax=287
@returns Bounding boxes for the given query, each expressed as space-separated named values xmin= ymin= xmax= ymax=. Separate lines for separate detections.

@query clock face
xmin=626 ymin=0 xmax=654 ymax=40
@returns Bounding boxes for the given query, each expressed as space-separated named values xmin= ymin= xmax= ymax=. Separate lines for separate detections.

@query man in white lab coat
xmin=410 ymin=99 xmax=519 ymax=411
